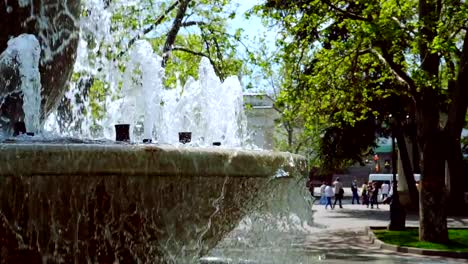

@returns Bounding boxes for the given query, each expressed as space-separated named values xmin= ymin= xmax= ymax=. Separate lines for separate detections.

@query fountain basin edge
xmin=0 ymin=144 xmax=306 ymax=178
xmin=0 ymin=143 xmax=308 ymax=263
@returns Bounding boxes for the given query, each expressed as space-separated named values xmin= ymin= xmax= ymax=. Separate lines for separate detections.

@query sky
xmin=231 ymin=0 xmax=265 ymax=39
xmin=229 ymin=0 xmax=280 ymax=93
xmin=230 ymin=0 xmax=278 ymax=49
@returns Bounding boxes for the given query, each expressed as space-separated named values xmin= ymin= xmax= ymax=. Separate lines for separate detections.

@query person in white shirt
xmin=333 ymin=177 xmax=344 ymax=209
xmin=324 ymin=182 xmax=334 ymax=209
xmin=381 ymin=181 xmax=390 ymax=201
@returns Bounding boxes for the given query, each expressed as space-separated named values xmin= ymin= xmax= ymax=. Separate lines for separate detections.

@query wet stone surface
xmin=0 ymin=143 xmax=308 ymax=263
xmin=0 ymin=175 xmax=266 ymax=263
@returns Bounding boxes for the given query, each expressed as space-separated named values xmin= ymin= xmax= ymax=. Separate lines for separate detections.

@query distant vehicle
xmin=369 ymin=173 xmax=421 ymax=183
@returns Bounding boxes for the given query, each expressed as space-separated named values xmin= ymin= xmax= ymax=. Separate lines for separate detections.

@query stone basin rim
xmin=0 ymin=143 xmax=308 ymax=178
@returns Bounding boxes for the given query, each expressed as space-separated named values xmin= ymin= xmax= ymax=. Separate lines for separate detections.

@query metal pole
xmin=389 ymin=122 xmax=406 ymax=230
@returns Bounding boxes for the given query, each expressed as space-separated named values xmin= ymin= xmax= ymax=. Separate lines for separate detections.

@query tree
xmin=257 ymin=0 xmax=468 ymax=242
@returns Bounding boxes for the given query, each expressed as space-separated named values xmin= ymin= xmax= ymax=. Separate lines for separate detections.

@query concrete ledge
xmin=366 ymin=226 xmax=468 ymax=259
xmin=0 ymin=143 xmax=307 ymax=178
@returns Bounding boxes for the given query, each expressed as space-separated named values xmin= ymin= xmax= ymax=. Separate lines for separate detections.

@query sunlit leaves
xmin=89 ymin=79 xmax=107 ymax=120
xmin=255 ymin=0 xmax=468 ymax=169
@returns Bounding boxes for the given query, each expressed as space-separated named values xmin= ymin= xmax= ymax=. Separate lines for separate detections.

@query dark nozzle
xmin=143 ymin=138 xmax=152 ymax=143
xmin=26 ymin=132 xmax=34 ymax=136
xmin=13 ymin=121 xmax=26 ymax=136
xmin=178 ymin=132 xmax=192 ymax=144
xmin=212 ymin=142 xmax=221 ymax=146
xmin=115 ymin=124 xmax=130 ymax=142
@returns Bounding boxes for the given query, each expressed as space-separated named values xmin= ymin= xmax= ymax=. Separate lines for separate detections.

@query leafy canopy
xmin=255 ymin=0 xmax=468 ymax=169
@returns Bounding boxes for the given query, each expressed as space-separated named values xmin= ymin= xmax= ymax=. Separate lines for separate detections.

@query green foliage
xmin=112 ymin=0 xmax=252 ymax=80
xmin=256 ymin=0 xmax=468 ymax=171
xmin=88 ymin=79 xmax=107 ymax=120
xmin=148 ymin=31 xmax=247 ymax=89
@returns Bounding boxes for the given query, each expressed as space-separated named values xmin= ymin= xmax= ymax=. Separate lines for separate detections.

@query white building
xmin=243 ymin=93 xmax=280 ymax=150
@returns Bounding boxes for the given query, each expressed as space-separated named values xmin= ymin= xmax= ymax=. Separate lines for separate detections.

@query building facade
xmin=243 ymin=93 xmax=279 ymax=150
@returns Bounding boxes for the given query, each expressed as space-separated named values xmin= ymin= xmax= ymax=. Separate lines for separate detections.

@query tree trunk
xmin=419 ymin=130 xmax=448 ymax=243
xmin=446 ymin=140 xmax=465 ymax=213
xmin=416 ymin=89 xmax=448 ymax=242
xmin=417 ymin=0 xmax=448 ymax=243
xmin=395 ymin=129 xmax=419 ymax=209
xmin=408 ymin=121 xmax=421 ymax=174
xmin=286 ymin=122 xmax=293 ymax=148
xmin=445 ymin=31 xmax=468 ymax=213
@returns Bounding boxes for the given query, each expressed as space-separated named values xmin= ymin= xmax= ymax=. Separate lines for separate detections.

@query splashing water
xmin=2 ymin=34 xmax=42 ymax=133
xmin=76 ymin=38 xmax=249 ymax=147
xmin=118 ymin=40 xmax=163 ymax=140
xmin=36 ymin=0 xmax=252 ymax=147
xmin=158 ymin=57 xmax=248 ymax=146
xmin=46 ymin=38 xmax=250 ymax=147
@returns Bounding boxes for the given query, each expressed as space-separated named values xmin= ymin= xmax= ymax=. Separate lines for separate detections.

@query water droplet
xmin=274 ymin=168 xmax=290 ymax=178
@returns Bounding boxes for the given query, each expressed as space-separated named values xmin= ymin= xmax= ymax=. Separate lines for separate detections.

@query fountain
xmin=0 ymin=143 xmax=308 ymax=263
xmin=0 ymin=1 xmax=311 ymax=263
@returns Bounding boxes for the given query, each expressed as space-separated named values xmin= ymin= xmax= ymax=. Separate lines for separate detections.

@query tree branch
xmin=370 ymin=48 xmax=418 ymax=96
xmin=391 ymin=16 xmax=415 ymax=39
xmin=323 ymin=0 xmax=372 ymax=22
xmin=162 ymin=0 xmax=191 ymax=67
xmin=203 ymin=27 xmax=252 ymax=54
xmin=295 ymin=136 xmax=313 ymax=154
xmin=181 ymin=21 xmax=206 ymax=27
xmin=172 ymin=46 xmax=223 ymax=78
xmin=198 ymin=28 xmax=226 ymax=80
xmin=117 ymin=1 xmax=180 ymax=58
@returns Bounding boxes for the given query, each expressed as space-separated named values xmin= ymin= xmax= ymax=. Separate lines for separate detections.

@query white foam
xmin=5 ymin=34 xmax=42 ymax=133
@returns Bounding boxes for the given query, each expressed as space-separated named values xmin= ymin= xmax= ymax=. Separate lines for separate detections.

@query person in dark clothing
xmin=351 ymin=179 xmax=360 ymax=204
xmin=332 ymin=178 xmax=344 ymax=209
xmin=361 ymin=181 xmax=369 ymax=206
xmin=370 ymin=181 xmax=380 ymax=209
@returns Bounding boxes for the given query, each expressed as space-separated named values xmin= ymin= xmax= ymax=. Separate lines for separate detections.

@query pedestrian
xmin=319 ymin=181 xmax=327 ymax=205
xmin=324 ymin=182 xmax=334 ymax=209
xmin=370 ymin=181 xmax=380 ymax=209
xmin=361 ymin=181 xmax=369 ymax=206
xmin=351 ymin=179 xmax=360 ymax=204
xmin=332 ymin=177 xmax=344 ymax=209
xmin=381 ymin=181 xmax=390 ymax=201
xmin=366 ymin=181 xmax=373 ymax=208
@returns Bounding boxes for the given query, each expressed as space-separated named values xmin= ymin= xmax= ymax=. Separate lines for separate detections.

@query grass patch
xmin=374 ymin=228 xmax=468 ymax=252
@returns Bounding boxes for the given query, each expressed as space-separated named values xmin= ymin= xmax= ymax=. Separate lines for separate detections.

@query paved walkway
xmin=301 ymin=202 xmax=468 ymax=263
xmin=203 ymin=199 xmax=468 ymax=264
